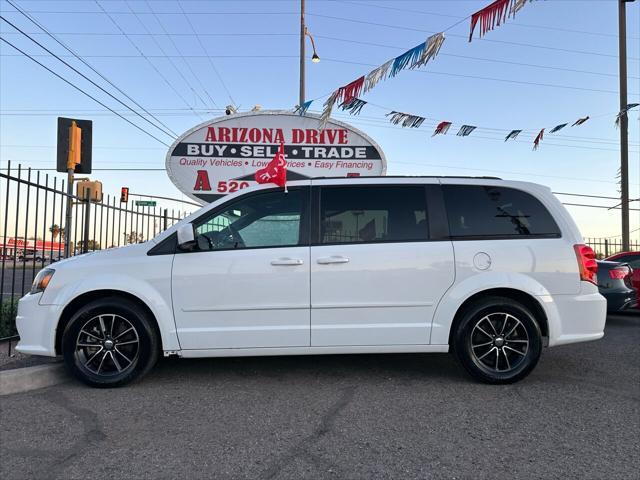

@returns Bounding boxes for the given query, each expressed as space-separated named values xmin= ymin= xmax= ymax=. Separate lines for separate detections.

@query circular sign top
xmin=165 ymin=110 xmax=386 ymax=204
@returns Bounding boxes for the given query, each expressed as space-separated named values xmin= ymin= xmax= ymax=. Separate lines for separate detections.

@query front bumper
xmin=15 ymin=293 xmax=60 ymax=357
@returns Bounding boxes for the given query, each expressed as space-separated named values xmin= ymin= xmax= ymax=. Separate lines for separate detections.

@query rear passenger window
xmin=320 ymin=186 xmax=428 ymax=244
xmin=442 ymin=185 xmax=560 ymax=239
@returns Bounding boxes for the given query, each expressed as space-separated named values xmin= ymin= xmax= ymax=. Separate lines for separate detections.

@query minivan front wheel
xmin=62 ymin=297 xmax=159 ymax=387
xmin=452 ymin=296 xmax=542 ymax=384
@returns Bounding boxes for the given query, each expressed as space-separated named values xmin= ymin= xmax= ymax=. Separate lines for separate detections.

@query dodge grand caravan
xmin=16 ymin=177 xmax=606 ymax=387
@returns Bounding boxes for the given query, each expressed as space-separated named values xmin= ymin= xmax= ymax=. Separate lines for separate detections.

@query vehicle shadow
xmin=151 ymin=351 xmax=469 ymax=384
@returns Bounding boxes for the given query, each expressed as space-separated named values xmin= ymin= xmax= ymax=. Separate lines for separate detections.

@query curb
xmin=0 ymin=363 xmax=69 ymax=396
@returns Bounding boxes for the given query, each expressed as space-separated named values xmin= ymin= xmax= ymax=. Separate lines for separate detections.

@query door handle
xmin=270 ymin=257 xmax=304 ymax=266
xmin=317 ymin=256 xmax=350 ymax=265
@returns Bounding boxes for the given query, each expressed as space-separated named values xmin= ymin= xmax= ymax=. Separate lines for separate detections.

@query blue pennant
xmin=295 ymin=100 xmax=313 ymax=116
xmin=389 ymin=42 xmax=426 ymax=78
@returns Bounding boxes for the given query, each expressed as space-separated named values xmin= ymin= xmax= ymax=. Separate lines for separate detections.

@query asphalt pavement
xmin=1 ymin=313 xmax=638 ymax=480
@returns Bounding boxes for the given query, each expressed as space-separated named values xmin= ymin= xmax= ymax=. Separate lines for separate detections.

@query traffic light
xmin=67 ymin=121 xmax=81 ymax=170
xmin=57 ymin=117 xmax=92 ymax=173
xmin=120 ymin=187 xmax=129 ymax=203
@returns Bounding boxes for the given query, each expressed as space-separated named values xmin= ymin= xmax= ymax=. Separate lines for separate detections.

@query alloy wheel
xmin=470 ymin=312 xmax=530 ymax=373
xmin=74 ymin=314 xmax=140 ymax=376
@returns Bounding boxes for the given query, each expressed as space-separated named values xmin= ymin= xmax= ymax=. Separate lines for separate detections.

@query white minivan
xmin=16 ymin=177 xmax=606 ymax=387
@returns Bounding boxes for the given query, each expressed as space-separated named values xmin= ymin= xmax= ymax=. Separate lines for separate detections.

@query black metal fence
xmin=584 ymin=237 xmax=640 ymax=259
xmin=1 ymin=161 xmax=189 ymax=342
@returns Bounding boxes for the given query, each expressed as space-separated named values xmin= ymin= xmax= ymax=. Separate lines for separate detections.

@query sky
xmin=1 ymin=0 xmax=639 ymax=240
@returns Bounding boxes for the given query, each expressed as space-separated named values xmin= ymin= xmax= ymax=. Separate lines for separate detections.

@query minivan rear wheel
xmin=452 ymin=296 xmax=542 ymax=384
xmin=62 ymin=297 xmax=159 ymax=387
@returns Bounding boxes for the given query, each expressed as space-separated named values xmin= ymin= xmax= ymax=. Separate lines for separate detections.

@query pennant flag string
xmin=411 ymin=33 xmax=446 ymax=70
xmin=364 ymin=59 xmax=393 ymax=94
xmin=533 ymin=128 xmax=544 ymax=150
xmin=339 ymin=98 xmax=367 ymax=116
xmin=389 ymin=42 xmax=427 ymax=78
xmin=511 ymin=0 xmax=534 ymax=16
xmin=457 ymin=125 xmax=477 ymax=137
xmin=338 ymin=76 xmax=365 ymax=105
xmin=572 ymin=116 xmax=590 ymax=126
xmin=615 ymin=103 xmax=640 ymax=127
xmin=433 ymin=121 xmax=452 ymax=136
xmin=386 ymin=111 xmax=426 ymax=128
xmin=468 ymin=0 xmax=533 ymax=42
xmin=549 ymin=123 xmax=568 ymax=134
xmin=294 ymin=100 xmax=313 ymax=116
xmin=319 ymin=90 xmax=339 ymax=130
xmin=315 ymin=0 xmax=539 ymax=127
xmin=504 ymin=129 xmax=522 ymax=141
xmin=469 ymin=0 xmax=511 ymax=42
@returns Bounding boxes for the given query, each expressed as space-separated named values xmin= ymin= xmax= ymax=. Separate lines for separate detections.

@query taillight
xmin=574 ymin=244 xmax=597 ymax=284
xmin=609 ymin=267 xmax=630 ymax=280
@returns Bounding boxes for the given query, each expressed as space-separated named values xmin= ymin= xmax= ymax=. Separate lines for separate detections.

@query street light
xmin=306 ymin=27 xmax=320 ymax=63
xmin=299 ymin=0 xmax=320 ymax=105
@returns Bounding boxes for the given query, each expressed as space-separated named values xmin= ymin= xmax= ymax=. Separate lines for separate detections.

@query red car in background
xmin=605 ymin=251 xmax=640 ymax=307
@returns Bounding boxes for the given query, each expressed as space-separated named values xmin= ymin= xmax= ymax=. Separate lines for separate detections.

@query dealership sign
xmin=166 ymin=110 xmax=386 ymax=203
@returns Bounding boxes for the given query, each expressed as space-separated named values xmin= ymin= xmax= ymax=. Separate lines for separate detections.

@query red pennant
xmin=469 ymin=0 xmax=512 ymax=42
xmin=338 ymin=76 xmax=365 ymax=105
xmin=533 ymin=128 xmax=544 ymax=151
xmin=255 ymin=142 xmax=287 ymax=188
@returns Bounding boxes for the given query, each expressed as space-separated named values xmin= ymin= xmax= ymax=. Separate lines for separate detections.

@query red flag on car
xmin=255 ymin=142 xmax=287 ymax=190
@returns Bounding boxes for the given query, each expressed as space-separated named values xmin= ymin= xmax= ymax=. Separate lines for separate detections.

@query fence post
xmin=83 ymin=189 xmax=91 ymax=254
xmin=604 ymin=239 xmax=609 ymax=258
xmin=163 ymin=208 xmax=168 ymax=231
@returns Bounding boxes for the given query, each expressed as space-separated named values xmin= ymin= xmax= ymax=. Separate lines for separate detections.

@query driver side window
xmin=194 ymin=189 xmax=305 ymax=251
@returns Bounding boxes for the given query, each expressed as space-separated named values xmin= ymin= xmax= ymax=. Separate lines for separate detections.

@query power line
xmin=563 ymin=203 xmax=640 ymax=212
xmin=315 ymin=35 xmax=640 ymax=80
xmin=0 ymin=14 xmax=178 ymax=140
xmin=553 ymin=192 xmax=626 ymax=200
xmin=332 ymin=112 xmax=640 ymax=155
xmin=5 ymin=49 xmax=630 ymax=97
xmin=0 ymin=31 xmax=301 ymax=37
xmin=0 ymin=37 xmax=171 ymax=147
xmin=174 ymin=0 xmax=236 ymax=107
xmin=5 ymin=0 xmax=179 ymax=138
xmin=91 ymin=0 xmax=206 ymax=120
xmin=0 ymin=52 xmax=298 ymax=58
xmin=307 ymin=13 xmax=640 ymax=61
xmin=322 ymin=57 xmax=638 ymax=96
xmin=9 ymin=9 xmax=299 ymax=15
xmin=389 ymin=160 xmax=633 ymax=187
xmin=329 ymin=111 xmax=640 ymax=148
xmin=336 ymin=0 xmax=640 ymax=40
xmin=137 ymin=0 xmax=219 ymax=110
xmin=5 ymin=45 xmax=636 ymax=80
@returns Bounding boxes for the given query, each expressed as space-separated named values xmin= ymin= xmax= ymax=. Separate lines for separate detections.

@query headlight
xmin=31 ymin=269 xmax=55 ymax=295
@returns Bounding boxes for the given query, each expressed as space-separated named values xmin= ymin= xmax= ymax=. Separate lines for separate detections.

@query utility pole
xmin=618 ymin=0 xmax=634 ymax=251
xmin=64 ymin=121 xmax=81 ymax=258
xmin=299 ymin=0 xmax=306 ymax=107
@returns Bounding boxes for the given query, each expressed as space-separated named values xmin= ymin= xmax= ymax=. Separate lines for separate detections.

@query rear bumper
xmin=542 ymin=290 xmax=607 ymax=347
xmin=15 ymin=293 xmax=60 ymax=357
xmin=601 ymin=289 xmax=637 ymax=312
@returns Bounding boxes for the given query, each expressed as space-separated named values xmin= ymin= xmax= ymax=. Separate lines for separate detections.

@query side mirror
xmin=177 ymin=224 xmax=196 ymax=249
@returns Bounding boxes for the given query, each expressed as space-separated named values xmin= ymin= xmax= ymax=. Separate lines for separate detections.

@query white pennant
xmin=364 ymin=59 xmax=393 ymax=94
xmin=319 ymin=91 xmax=339 ymax=130
xmin=411 ymin=32 xmax=445 ymax=69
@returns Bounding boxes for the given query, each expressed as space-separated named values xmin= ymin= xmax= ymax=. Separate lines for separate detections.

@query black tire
xmin=452 ymin=296 xmax=542 ymax=384
xmin=62 ymin=296 xmax=159 ymax=388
